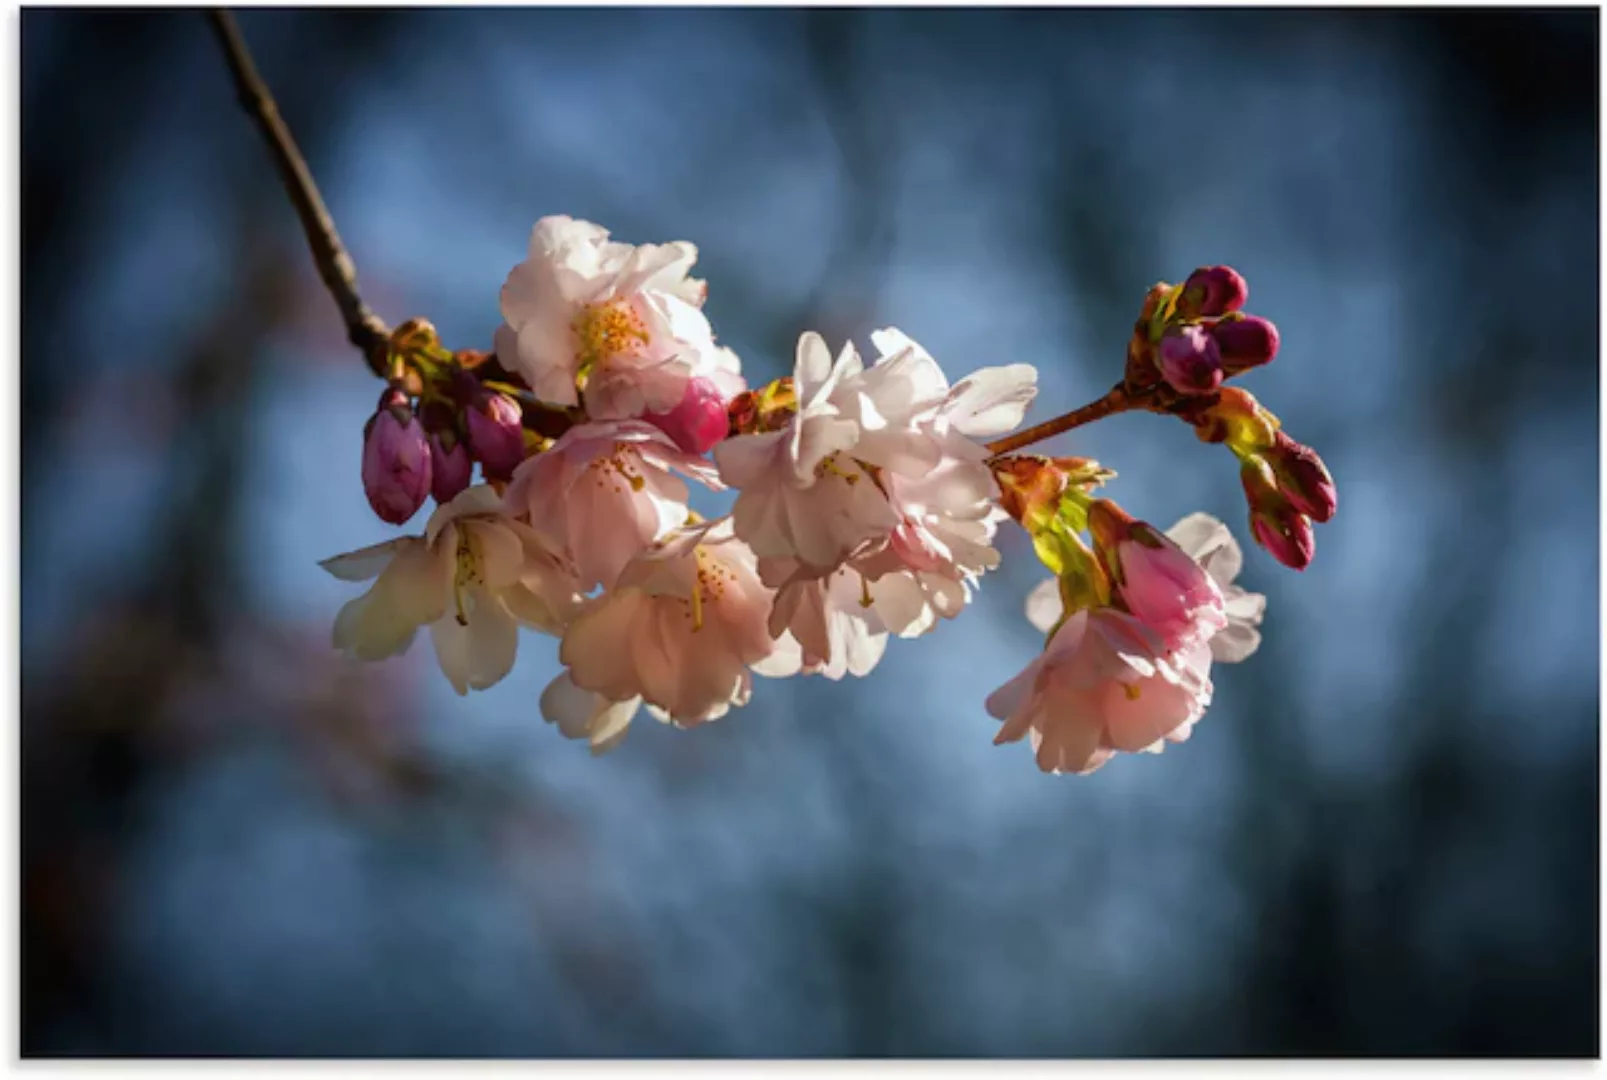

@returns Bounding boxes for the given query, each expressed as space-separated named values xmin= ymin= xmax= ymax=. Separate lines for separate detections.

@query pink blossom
xmin=493 ymin=216 xmax=734 ymax=420
xmin=1026 ymin=512 xmax=1266 ymax=664
xmin=558 ymin=517 xmax=778 ymax=726
xmin=320 ymin=486 xmax=583 ymax=695
xmin=987 ymin=607 xmax=1213 ymax=775
xmin=503 ymin=419 xmax=720 ymax=593
xmin=1001 ymin=512 xmax=1267 ymax=773
xmin=713 ymin=332 xmax=899 ymax=568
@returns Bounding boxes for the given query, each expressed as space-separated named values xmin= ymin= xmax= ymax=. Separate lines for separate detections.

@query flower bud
xmin=1250 ymin=507 xmax=1315 ymax=571
xmin=1087 ymin=499 xmax=1227 ymax=643
xmin=1193 ymin=387 xmax=1279 ymax=455
xmin=1209 ymin=314 xmax=1280 ymax=375
xmin=1158 ymin=325 xmax=1224 ymax=395
xmin=428 ymin=430 xmax=472 ymax=505
xmin=1178 ymin=265 xmax=1248 ymax=318
xmin=1266 ymin=431 xmax=1336 ymax=523
xmin=361 ymin=388 xmax=431 ymax=525
xmin=465 ymin=390 xmax=525 ymax=480
xmin=1086 ymin=498 xmax=1139 ymax=558
xmin=645 ymin=376 xmax=731 ymax=454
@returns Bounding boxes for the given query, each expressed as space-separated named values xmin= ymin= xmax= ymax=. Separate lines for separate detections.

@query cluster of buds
xmin=1180 ymin=387 xmax=1336 ymax=570
xmin=1128 ymin=265 xmax=1280 ymax=397
xmin=359 ymin=319 xmax=531 ymax=524
xmin=320 ymin=223 xmax=1333 ymax=777
xmin=1107 ymin=265 xmax=1336 ymax=570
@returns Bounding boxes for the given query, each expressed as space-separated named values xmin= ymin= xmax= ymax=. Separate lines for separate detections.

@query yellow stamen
xmin=572 ymin=301 xmax=649 ymax=373
xmin=453 ymin=529 xmax=482 ymax=627
xmin=859 ymin=572 xmax=874 ymax=609
xmin=1124 ymin=683 xmax=1142 ymax=701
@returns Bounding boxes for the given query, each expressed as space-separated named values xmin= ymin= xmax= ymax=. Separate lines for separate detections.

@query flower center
xmin=813 ymin=452 xmax=862 ymax=485
xmin=453 ymin=529 xmax=483 ymax=626
xmin=572 ymin=300 xmax=650 ymax=376
xmin=689 ymin=547 xmax=736 ymax=632
xmin=584 ymin=443 xmax=647 ymax=494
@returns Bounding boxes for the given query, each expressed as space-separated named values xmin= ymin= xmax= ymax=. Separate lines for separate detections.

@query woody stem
xmin=208 ymin=8 xmax=389 ymax=375
xmin=985 ymin=384 xmax=1133 ymax=458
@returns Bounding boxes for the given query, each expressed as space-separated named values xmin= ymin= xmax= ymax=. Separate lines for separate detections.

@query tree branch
xmin=208 ymin=8 xmax=389 ymax=375
xmin=986 ymin=383 xmax=1132 ymax=458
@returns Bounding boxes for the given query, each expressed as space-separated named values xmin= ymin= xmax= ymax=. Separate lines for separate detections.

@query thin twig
xmin=208 ymin=9 xmax=389 ymax=375
xmin=986 ymin=383 xmax=1133 ymax=458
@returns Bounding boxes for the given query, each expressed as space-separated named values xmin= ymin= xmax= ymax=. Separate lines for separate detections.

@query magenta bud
xmin=1251 ymin=509 xmax=1315 ymax=572
xmin=1209 ymin=315 xmax=1280 ymax=375
xmin=1268 ymin=431 xmax=1336 ymax=523
xmin=362 ymin=392 xmax=432 ymax=525
xmin=1179 ymin=265 xmax=1249 ymax=318
xmin=429 ymin=431 xmax=473 ymax=504
xmin=465 ymin=391 xmax=525 ymax=480
xmin=645 ymin=376 xmax=732 ymax=455
xmin=1158 ymin=325 xmax=1224 ymax=395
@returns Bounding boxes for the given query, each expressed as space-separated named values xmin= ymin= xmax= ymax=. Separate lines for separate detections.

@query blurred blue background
xmin=21 ymin=7 xmax=1599 ymax=1057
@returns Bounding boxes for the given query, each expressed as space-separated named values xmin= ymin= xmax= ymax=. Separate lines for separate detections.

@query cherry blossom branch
xmin=985 ymin=383 xmax=1133 ymax=458
xmin=208 ymin=8 xmax=389 ymax=376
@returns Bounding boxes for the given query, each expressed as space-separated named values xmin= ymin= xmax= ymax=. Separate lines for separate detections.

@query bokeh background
xmin=20 ymin=7 xmax=1600 ymax=1058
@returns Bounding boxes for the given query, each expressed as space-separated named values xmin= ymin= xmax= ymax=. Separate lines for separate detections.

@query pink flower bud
xmin=1251 ymin=508 xmax=1315 ymax=571
xmin=465 ymin=391 xmax=525 ymax=480
xmin=429 ymin=430 xmax=472 ymax=505
xmin=1239 ymin=455 xmax=1283 ymax=513
xmin=1267 ymin=431 xmax=1336 ymax=523
xmin=645 ymin=376 xmax=731 ymax=455
xmin=1209 ymin=314 xmax=1280 ymax=374
xmin=1158 ymin=325 xmax=1224 ymax=395
xmin=1179 ymin=265 xmax=1248 ymax=318
xmin=361 ymin=389 xmax=431 ymax=525
xmin=1089 ymin=500 xmax=1226 ymax=646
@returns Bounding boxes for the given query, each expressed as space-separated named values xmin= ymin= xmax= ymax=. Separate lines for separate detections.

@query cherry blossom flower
xmin=558 ymin=517 xmax=777 ymax=726
xmin=715 ymin=328 xmax=1037 ymax=591
xmin=999 ymin=512 xmax=1266 ymax=774
xmin=502 ymin=419 xmax=721 ymax=593
xmin=1026 ymin=512 xmax=1265 ymax=663
xmin=320 ymin=485 xmax=582 ymax=695
xmin=714 ymin=332 xmax=899 ymax=568
xmin=493 ymin=215 xmax=729 ymax=421
xmin=988 ymin=607 xmax=1213 ymax=775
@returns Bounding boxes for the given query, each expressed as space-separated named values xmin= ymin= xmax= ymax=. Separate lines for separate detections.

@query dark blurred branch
xmin=208 ymin=8 xmax=389 ymax=374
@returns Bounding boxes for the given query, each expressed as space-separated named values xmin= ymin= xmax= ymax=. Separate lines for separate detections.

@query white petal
xmin=430 ymin=593 xmax=519 ymax=695
xmin=1165 ymin=512 xmax=1242 ymax=587
xmin=943 ymin=364 xmax=1039 ymax=438
xmin=1024 ymin=578 xmax=1063 ymax=634
xmin=793 ymin=332 xmax=836 ymax=405
xmin=319 ymin=537 xmax=414 ymax=582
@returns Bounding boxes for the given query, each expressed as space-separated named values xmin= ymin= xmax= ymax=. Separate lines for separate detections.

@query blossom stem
xmin=985 ymin=383 xmax=1133 ymax=458
xmin=208 ymin=9 xmax=389 ymax=375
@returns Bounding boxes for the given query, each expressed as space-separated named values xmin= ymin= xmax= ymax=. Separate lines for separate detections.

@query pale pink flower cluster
xmin=718 ymin=329 xmax=1037 ymax=678
xmin=988 ymin=513 xmax=1266 ymax=775
xmin=322 ymin=216 xmax=1277 ymax=775
xmin=322 ymin=216 xmax=1040 ymax=755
